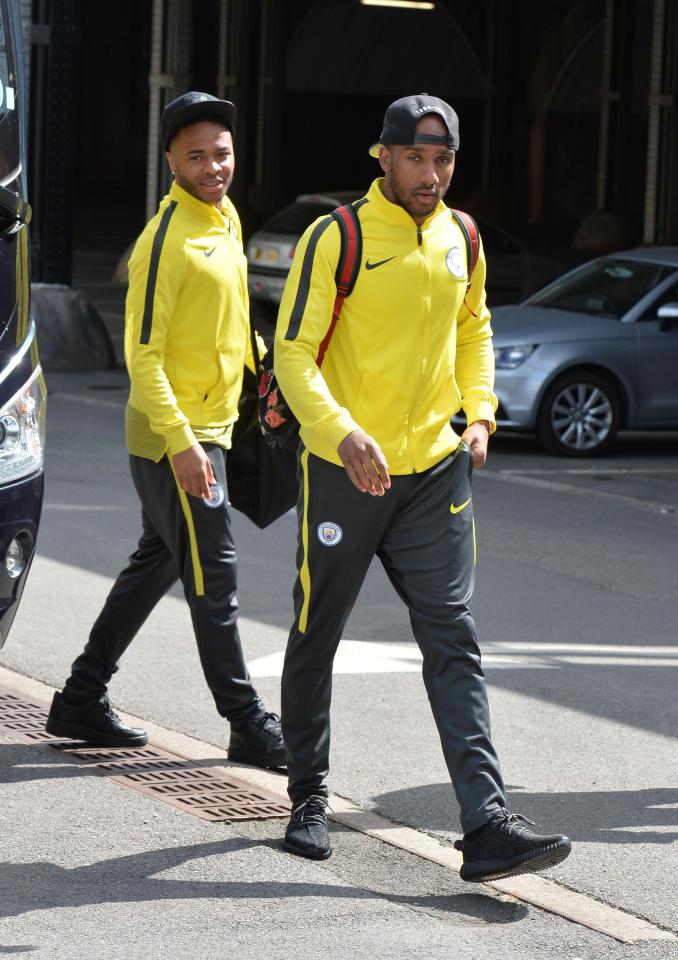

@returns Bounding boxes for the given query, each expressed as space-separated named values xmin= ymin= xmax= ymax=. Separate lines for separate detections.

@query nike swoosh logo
xmin=365 ymin=257 xmax=396 ymax=271
xmin=204 ymin=246 xmax=217 ymax=257
xmin=450 ymin=497 xmax=471 ymax=515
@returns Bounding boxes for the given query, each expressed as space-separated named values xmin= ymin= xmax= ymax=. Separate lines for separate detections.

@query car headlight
xmin=494 ymin=344 xmax=537 ymax=369
xmin=0 ymin=367 xmax=47 ymax=484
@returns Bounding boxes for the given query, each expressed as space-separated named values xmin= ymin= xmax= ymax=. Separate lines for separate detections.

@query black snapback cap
xmin=369 ymin=93 xmax=459 ymax=157
xmin=161 ymin=91 xmax=236 ymax=150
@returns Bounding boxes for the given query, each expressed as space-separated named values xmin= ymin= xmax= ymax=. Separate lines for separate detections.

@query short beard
xmin=387 ymin=170 xmax=448 ymax=220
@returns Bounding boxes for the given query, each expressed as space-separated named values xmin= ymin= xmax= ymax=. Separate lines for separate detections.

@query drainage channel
xmin=0 ymin=686 xmax=290 ymax=824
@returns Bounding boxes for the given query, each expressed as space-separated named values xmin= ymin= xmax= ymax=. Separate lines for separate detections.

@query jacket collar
xmin=169 ymin=180 xmax=229 ymax=225
xmin=367 ymin=178 xmax=447 ymax=232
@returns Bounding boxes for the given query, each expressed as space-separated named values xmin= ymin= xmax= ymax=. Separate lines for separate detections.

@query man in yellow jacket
xmin=45 ymin=92 xmax=284 ymax=770
xmin=275 ymin=94 xmax=571 ymax=880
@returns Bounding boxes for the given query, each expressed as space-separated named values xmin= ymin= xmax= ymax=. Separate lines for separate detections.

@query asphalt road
xmin=1 ymin=366 xmax=676 ymax=958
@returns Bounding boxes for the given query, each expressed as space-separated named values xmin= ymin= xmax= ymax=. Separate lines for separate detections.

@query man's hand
xmin=337 ymin=430 xmax=391 ymax=496
xmin=171 ymin=444 xmax=215 ymax=499
xmin=461 ymin=420 xmax=491 ymax=469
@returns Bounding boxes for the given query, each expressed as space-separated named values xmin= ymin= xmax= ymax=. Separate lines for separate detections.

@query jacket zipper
xmin=410 ymin=223 xmax=431 ymax=472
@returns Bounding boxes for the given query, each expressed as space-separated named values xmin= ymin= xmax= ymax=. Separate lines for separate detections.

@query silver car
xmin=490 ymin=248 xmax=678 ymax=456
xmin=247 ymin=191 xmax=363 ymax=305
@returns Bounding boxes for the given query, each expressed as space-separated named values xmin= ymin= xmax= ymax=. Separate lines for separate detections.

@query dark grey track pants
xmin=281 ymin=444 xmax=506 ymax=834
xmin=63 ymin=446 xmax=262 ymax=723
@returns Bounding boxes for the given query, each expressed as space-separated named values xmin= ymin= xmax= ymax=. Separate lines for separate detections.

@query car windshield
xmin=0 ymin=0 xmax=21 ymax=186
xmin=263 ymin=201 xmax=338 ymax=235
xmin=528 ymin=259 xmax=672 ymax=318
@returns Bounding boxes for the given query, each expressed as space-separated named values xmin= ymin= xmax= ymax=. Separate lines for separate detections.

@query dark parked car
xmin=490 ymin=248 xmax=678 ymax=455
xmin=0 ymin=0 xmax=46 ymax=648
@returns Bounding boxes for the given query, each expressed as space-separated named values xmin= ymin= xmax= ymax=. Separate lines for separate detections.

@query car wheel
xmin=536 ymin=371 xmax=621 ymax=456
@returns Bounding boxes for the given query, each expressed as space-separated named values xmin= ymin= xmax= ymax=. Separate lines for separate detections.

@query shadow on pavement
xmin=0 ymin=834 xmax=525 ymax=925
xmin=373 ymin=782 xmax=678 ymax=845
xmin=0 ymin=742 xmax=525 ymax=925
xmin=0 ymin=742 xmax=275 ymax=785
xmin=1 ymin=739 xmax=524 ymax=927
xmin=484 ymin=662 xmax=678 ymax=742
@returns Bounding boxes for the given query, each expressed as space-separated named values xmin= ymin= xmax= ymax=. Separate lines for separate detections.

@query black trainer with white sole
xmin=455 ymin=808 xmax=572 ymax=882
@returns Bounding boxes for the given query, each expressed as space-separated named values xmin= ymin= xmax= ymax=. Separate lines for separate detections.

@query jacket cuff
xmin=464 ymin=399 xmax=497 ymax=435
xmin=321 ymin=409 xmax=362 ymax=452
xmin=166 ymin=424 xmax=197 ymax=456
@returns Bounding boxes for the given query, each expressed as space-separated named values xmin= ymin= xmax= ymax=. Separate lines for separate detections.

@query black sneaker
xmin=282 ymin=795 xmax=332 ymax=860
xmin=227 ymin=711 xmax=285 ymax=769
xmin=455 ymin=808 xmax=572 ymax=882
xmin=45 ymin=691 xmax=148 ymax=747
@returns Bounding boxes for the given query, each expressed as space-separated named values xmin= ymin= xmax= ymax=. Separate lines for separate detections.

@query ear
xmin=166 ymin=151 xmax=175 ymax=177
xmin=378 ymin=145 xmax=391 ymax=175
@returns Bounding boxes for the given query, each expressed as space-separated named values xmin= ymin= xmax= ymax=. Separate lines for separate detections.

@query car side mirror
xmin=657 ymin=302 xmax=678 ymax=333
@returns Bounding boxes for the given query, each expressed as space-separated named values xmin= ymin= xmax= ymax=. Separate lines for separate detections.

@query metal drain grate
xmin=51 ymin=744 xmax=190 ymax=772
xmin=0 ymin=686 xmax=290 ymax=823
xmin=0 ymin=690 xmax=57 ymax=742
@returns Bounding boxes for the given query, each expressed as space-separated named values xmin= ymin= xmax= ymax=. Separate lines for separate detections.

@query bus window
xmin=0 ymin=0 xmax=21 ymax=188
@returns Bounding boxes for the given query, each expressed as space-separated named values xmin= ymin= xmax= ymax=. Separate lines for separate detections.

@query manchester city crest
xmin=317 ymin=521 xmax=343 ymax=546
xmin=445 ymin=246 xmax=466 ymax=279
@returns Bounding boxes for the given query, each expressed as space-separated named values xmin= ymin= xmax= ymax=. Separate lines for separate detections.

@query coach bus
xmin=0 ymin=0 xmax=45 ymax=648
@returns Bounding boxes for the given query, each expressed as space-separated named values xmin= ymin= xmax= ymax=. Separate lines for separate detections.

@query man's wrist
xmin=471 ymin=419 xmax=491 ymax=433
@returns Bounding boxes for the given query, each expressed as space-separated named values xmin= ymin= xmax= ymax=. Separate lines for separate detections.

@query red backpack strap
xmin=316 ymin=200 xmax=366 ymax=367
xmin=450 ymin=208 xmax=479 ymax=290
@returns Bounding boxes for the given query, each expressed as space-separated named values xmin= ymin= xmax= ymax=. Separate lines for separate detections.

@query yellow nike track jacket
xmin=274 ymin=178 xmax=498 ymax=474
xmin=124 ymin=181 xmax=251 ymax=461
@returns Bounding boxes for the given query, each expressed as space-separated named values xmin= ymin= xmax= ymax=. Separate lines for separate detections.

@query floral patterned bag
xmin=226 ymin=340 xmax=298 ymax=528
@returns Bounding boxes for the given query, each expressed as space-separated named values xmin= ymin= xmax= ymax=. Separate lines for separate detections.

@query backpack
xmin=257 ymin=203 xmax=480 ymax=450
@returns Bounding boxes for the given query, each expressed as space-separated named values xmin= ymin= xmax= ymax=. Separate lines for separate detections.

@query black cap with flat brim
xmin=161 ymin=91 xmax=236 ymax=151
xmin=369 ymin=93 xmax=459 ymax=157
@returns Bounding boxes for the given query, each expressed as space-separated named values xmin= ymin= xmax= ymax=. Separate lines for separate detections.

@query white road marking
xmin=0 ymin=664 xmax=674 ymax=945
xmin=478 ymin=470 xmax=678 ymax=516
xmin=499 ymin=468 xmax=678 ymax=476
xmin=44 ymin=503 xmax=127 ymax=512
xmin=50 ymin=392 xmax=125 ymax=410
xmin=247 ymin=639 xmax=677 ymax=678
xmin=490 ymin=642 xmax=677 ymax=654
xmin=249 ymin=641 xmax=420 ymax=677
xmin=600 ymin=825 xmax=677 ymax=834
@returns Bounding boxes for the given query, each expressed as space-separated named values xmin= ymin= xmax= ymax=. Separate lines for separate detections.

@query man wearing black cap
xmin=274 ymin=94 xmax=571 ymax=880
xmin=45 ymin=92 xmax=285 ymax=770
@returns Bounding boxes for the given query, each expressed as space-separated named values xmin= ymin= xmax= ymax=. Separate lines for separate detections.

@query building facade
xmin=24 ymin=0 xmax=678 ymax=284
